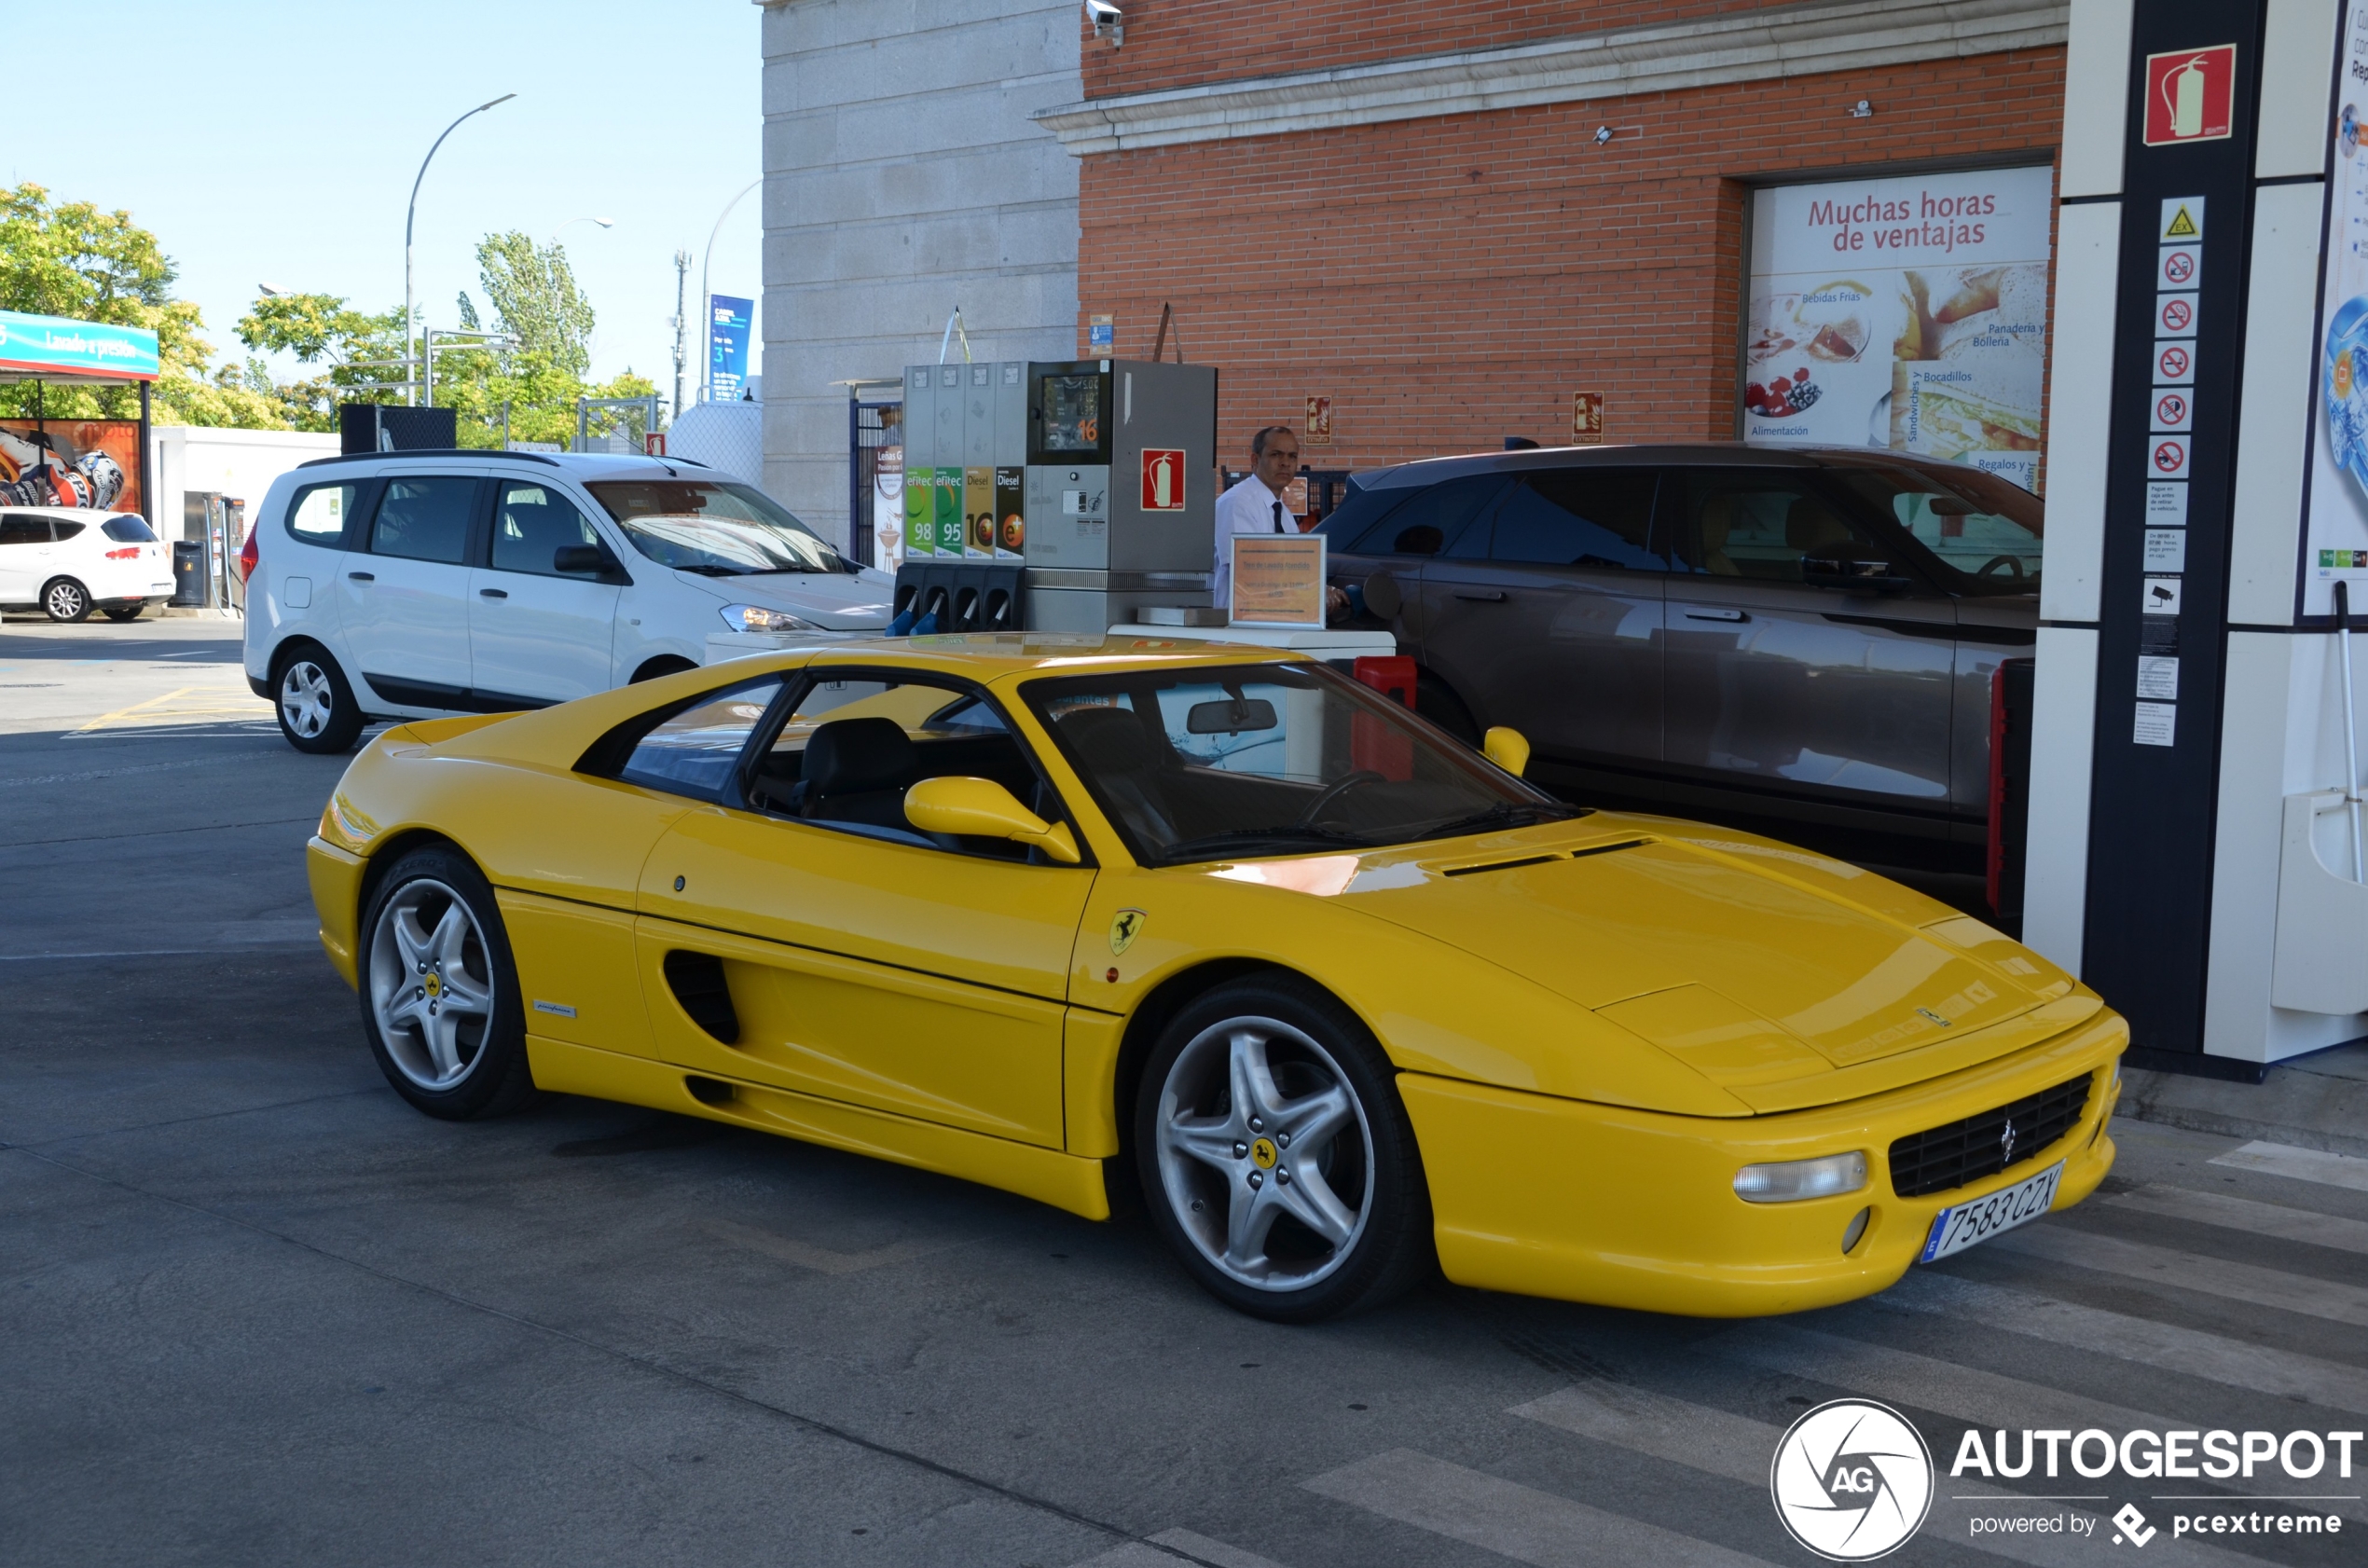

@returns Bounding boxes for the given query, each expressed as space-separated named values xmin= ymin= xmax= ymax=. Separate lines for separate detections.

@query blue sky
xmin=8 ymin=1 xmax=764 ymax=402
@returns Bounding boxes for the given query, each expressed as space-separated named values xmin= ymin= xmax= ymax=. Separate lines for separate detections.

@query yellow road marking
xmin=75 ymin=683 xmax=274 ymax=733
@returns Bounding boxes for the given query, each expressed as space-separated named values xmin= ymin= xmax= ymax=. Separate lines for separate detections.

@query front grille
xmin=1888 ymin=1072 xmax=2093 ymax=1198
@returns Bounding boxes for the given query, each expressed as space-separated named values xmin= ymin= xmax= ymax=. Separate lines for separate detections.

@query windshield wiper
xmin=1409 ymin=800 xmax=1589 ymax=841
xmin=1154 ymin=823 xmax=1370 ymax=864
xmin=673 ymin=563 xmax=752 ymax=577
xmin=737 ymin=565 xmax=824 ymax=575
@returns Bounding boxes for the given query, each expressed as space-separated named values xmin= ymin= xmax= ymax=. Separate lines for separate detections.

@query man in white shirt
xmin=1216 ymin=424 xmax=1347 ymax=615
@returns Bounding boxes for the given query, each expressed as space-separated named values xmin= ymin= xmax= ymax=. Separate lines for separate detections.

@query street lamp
xmin=405 ymin=92 xmax=516 ymax=406
xmin=699 ymin=178 xmax=760 ymax=404
xmin=553 ymin=216 xmax=614 ymax=241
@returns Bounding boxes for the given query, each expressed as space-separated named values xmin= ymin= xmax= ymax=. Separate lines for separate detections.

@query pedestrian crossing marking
xmin=1147 ymin=1528 xmax=1293 ymax=1568
xmin=1991 ymin=1223 xmax=2368 ymax=1327
xmin=2102 ymin=1182 xmax=2368 ymax=1255
xmin=2210 ymin=1139 xmax=2368 ymax=1193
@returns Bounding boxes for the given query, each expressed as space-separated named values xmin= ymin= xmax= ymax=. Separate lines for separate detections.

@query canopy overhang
xmin=0 ymin=309 xmax=160 ymax=387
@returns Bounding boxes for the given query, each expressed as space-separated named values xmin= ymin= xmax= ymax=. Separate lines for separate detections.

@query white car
xmin=0 ymin=506 xmax=174 ymax=622
xmin=241 ymin=450 xmax=895 ymax=752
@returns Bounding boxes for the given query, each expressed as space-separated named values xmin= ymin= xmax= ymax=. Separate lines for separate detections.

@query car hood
xmin=1234 ymin=818 xmax=2079 ymax=1107
xmin=673 ymin=567 xmax=894 ymax=629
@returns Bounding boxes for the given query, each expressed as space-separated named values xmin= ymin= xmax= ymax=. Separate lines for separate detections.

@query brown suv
xmin=1316 ymin=444 xmax=2042 ymax=866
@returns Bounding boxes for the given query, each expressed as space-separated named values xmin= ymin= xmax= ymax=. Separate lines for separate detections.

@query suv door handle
xmin=1685 ymin=608 xmax=1747 ymax=623
xmin=1453 ymin=590 xmax=1508 ymax=603
xmin=478 ymin=587 xmax=508 ymax=599
xmin=347 ymin=571 xmax=375 ymax=583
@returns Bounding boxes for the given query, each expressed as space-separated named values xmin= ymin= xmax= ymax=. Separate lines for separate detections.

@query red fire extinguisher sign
xmin=1140 ymin=448 xmax=1186 ymax=511
xmin=2142 ymin=45 xmax=2236 ymax=146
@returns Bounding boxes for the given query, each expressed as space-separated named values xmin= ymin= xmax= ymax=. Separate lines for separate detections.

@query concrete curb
xmin=2118 ymin=1040 xmax=2368 ymax=1159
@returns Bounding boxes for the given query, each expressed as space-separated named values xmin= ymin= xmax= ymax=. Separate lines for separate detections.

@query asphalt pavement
xmin=6 ymin=612 xmax=2367 ymax=1568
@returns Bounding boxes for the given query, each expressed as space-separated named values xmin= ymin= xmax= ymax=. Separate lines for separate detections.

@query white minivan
xmin=242 ymin=450 xmax=893 ymax=752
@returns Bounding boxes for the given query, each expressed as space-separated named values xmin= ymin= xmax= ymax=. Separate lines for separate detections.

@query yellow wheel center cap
xmin=1250 ymin=1137 xmax=1278 ymax=1170
xmin=424 ymin=972 xmax=443 ymax=998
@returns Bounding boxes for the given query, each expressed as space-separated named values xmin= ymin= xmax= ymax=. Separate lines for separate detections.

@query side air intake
xmin=663 ymin=950 xmax=740 ymax=1044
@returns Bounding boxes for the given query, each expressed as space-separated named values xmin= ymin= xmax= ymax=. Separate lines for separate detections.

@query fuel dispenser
xmin=892 ymin=358 xmax=1217 ymax=633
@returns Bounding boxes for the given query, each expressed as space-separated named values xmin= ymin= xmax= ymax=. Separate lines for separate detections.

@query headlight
xmin=722 ymin=603 xmax=819 ymax=633
xmin=1734 ymin=1150 xmax=1868 ymax=1204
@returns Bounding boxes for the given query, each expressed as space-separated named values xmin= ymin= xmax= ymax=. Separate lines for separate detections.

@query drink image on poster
xmin=1746 ymin=166 xmax=2054 ymax=490
xmin=903 ymin=465 xmax=934 ymax=557
xmin=2302 ymin=2 xmax=2368 ymax=615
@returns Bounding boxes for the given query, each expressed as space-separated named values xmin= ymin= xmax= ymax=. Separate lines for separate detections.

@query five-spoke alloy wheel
xmin=1136 ymin=976 xmax=1432 ymax=1321
xmin=360 ymin=846 xmax=536 ymax=1120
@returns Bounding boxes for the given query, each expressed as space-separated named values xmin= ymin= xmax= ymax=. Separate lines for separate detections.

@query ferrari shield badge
xmin=1108 ymin=908 xmax=1147 ymax=956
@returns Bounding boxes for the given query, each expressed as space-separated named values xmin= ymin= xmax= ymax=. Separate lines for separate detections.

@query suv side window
xmin=0 ymin=515 xmax=48 ymax=545
xmin=1481 ymin=470 xmax=1665 ymax=571
xmin=287 ymin=481 xmax=365 ymax=548
xmin=1670 ymin=470 xmax=1909 ymax=585
xmin=491 ymin=480 xmax=602 ymax=576
xmin=368 ymin=476 xmax=477 ymax=564
xmin=1346 ymin=475 xmax=1508 ymax=557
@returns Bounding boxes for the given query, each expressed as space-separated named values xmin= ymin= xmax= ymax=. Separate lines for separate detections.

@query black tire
xmin=1134 ymin=974 xmax=1433 ymax=1322
xmin=101 ymin=603 xmax=144 ymax=623
xmin=272 ymin=643 xmax=365 ymax=754
xmin=630 ymin=654 xmax=699 ymax=684
xmin=357 ymin=845 xmax=538 ymax=1121
xmin=41 ymin=578 xmax=91 ymax=623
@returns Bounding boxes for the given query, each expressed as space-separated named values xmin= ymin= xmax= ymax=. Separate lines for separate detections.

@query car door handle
xmin=1453 ymin=590 xmax=1508 ymax=602
xmin=1685 ymin=608 xmax=1747 ymax=623
xmin=347 ymin=571 xmax=375 ymax=583
xmin=478 ymin=587 xmax=508 ymax=599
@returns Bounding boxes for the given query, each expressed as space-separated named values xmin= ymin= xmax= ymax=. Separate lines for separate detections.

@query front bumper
xmin=1400 ymin=1006 xmax=2126 ymax=1317
xmin=307 ymin=835 xmax=366 ymax=989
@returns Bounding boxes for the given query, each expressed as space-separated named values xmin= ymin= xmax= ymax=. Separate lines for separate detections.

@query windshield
xmin=586 ymin=478 xmax=847 ymax=575
xmin=1828 ymin=461 xmax=2044 ymax=593
xmin=1024 ymin=662 xmax=1579 ymax=865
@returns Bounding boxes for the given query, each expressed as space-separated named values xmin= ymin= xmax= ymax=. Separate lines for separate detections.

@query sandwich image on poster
xmin=1745 ymin=166 xmax=2054 ymax=491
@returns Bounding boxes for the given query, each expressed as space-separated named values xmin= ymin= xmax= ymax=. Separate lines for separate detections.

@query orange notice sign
xmin=1231 ymin=534 xmax=1328 ymax=626
xmin=1572 ymin=391 xmax=1604 ymax=444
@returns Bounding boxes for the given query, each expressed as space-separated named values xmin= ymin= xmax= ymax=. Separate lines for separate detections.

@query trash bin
xmin=172 ymin=541 xmax=206 ymax=606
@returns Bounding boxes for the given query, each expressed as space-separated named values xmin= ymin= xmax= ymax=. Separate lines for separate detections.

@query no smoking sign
xmin=2155 ymin=341 xmax=2194 ymax=384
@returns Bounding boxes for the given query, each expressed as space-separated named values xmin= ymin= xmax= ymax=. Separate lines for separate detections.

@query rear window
xmin=51 ymin=520 xmax=85 ymax=541
xmin=287 ymin=481 xmax=365 ymax=548
xmin=101 ymin=516 xmax=158 ymax=543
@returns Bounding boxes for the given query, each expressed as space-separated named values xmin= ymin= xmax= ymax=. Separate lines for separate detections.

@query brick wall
xmin=1076 ymin=42 xmax=2067 ymax=475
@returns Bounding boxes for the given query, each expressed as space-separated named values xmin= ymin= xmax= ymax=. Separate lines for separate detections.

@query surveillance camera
xmin=1084 ymin=0 xmax=1122 ymax=45
xmin=1592 ymin=126 xmax=1613 ymax=146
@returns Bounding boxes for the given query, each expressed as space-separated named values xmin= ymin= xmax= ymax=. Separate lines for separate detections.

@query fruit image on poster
xmin=2303 ymin=0 xmax=2368 ymax=616
xmin=0 ymin=420 xmax=140 ymax=515
xmin=1744 ymin=166 xmax=2054 ymax=491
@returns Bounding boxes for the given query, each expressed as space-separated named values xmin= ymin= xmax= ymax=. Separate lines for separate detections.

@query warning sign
xmin=1140 ymin=447 xmax=1186 ymax=512
xmin=2159 ymin=246 xmax=2200 ymax=289
xmin=2160 ymin=198 xmax=2205 ymax=243
xmin=2157 ymin=295 xmax=2197 ymax=337
xmin=2150 ymin=435 xmax=2191 ymax=478
xmin=2152 ymin=390 xmax=2193 ymax=433
xmin=2142 ymin=46 xmax=2237 ymax=146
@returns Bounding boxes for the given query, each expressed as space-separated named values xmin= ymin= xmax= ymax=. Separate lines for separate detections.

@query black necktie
xmin=1271 ymin=500 xmax=1284 ymax=532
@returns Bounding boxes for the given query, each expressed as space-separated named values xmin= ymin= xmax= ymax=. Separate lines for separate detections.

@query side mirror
xmin=1482 ymin=726 xmax=1530 ymax=777
xmin=905 ymin=776 xmax=1081 ymax=863
xmin=554 ymin=543 xmax=624 ymax=580
xmin=1802 ymin=555 xmax=1910 ymax=593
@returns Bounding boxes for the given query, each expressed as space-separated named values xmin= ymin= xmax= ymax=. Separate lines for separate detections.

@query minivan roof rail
xmin=296 ymin=447 xmax=562 ymax=469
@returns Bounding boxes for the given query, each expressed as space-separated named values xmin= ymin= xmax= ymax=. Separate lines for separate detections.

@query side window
xmin=1348 ymin=475 xmax=1508 ymax=558
xmin=1673 ymin=472 xmax=1903 ymax=585
xmin=368 ymin=476 xmax=477 ymax=564
xmin=0 ymin=515 xmax=47 ymax=545
xmin=287 ymin=482 xmax=363 ymax=548
xmin=50 ymin=520 xmax=85 ymax=542
xmin=1488 ymin=471 xmax=1664 ymax=571
xmin=615 ymin=677 xmax=782 ymax=800
xmin=491 ymin=481 xmax=600 ymax=576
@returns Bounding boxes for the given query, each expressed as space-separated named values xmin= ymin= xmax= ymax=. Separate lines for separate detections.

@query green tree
xmin=0 ymin=181 xmax=282 ymax=427
xmin=235 ymin=293 xmax=410 ymax=432
xmin=469 ymin=231 xmax=595 ymax=378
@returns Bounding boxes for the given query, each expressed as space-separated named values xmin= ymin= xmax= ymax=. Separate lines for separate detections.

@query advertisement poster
xmin=1745 ymin=165 xmax=2055 ymax=491
xmin=707 ymin=294 xmax=752 ymax=401
xmin=2301 ymin=0 xmax=2368 ymax=616
xmin=0 ymin=419 xmax=141 ymax=515
xmin=872 ymin=443 xmax=904 ymax=571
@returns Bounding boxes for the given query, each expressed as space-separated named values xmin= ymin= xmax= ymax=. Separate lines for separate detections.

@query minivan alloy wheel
xmin=279 ymin=660 xmax=336 ymax=739
xmin=1153 ymin=1014 xmax=1375 ymax=1292
xmin=367 ymin=878 xmax=498 ymax=1091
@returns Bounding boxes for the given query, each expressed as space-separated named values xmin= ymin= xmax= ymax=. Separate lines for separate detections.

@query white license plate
xmin=1918 ymin=1160 xmax=2063 ymax=1263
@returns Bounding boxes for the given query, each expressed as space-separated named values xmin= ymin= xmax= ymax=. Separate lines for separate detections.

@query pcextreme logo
xmin=1770 ymin=1399 xmax=1935 ymax=1561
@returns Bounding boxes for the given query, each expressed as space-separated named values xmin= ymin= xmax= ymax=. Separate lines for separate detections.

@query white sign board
xmin=1745 ymin=165 xmax=2056 ymax=492
xmin=2301 ymin=0 xmax=2368 ymax=616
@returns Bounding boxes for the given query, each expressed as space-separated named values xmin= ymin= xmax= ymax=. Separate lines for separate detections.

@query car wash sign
xmin=0 ymin=310 xmax=159 ymax=381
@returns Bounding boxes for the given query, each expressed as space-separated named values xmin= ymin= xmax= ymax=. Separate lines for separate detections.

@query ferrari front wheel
xmin=360 ymin=846 xmax=537 ymax=1120
xmin=1136 ymin=975 xmax=1433 ymax=1322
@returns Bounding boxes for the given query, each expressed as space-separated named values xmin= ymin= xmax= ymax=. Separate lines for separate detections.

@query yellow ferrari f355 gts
xmin=308 ymin=635 xmax=2124 ymax=1323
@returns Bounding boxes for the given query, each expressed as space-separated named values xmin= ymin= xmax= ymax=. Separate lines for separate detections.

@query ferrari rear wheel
xmin=360 ymin=846 xmax=537 ymax=1120
xmin=1136 ymin=975 xmax=1433 ymax=1322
